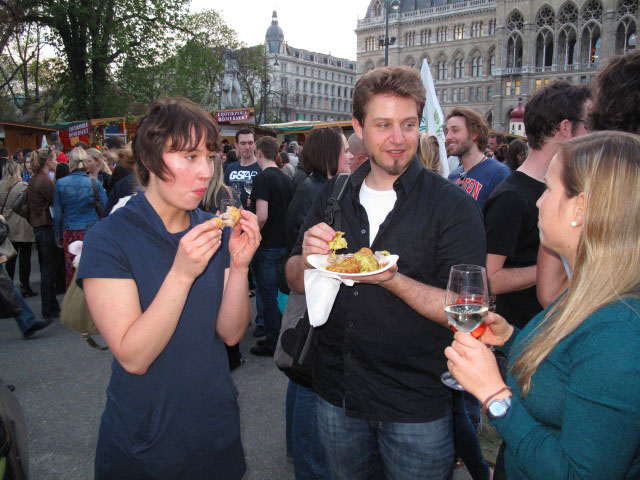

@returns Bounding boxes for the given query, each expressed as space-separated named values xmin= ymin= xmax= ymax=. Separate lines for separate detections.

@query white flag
xmin=419 ymin=59 xmax=450 ymax=177
xmin=41 ymin=135 xmax=48 ymax=148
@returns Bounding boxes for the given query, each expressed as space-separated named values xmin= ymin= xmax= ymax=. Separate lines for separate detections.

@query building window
xmin=373 ymin=0 xmax=382 ymax=16
xmin=454 ymin=24 xmax=465 ymax=40
xmin=469 ymin=87 xmax=475 ymax=102
xmin=459 ymin=87 xmax=464 ymax=102
xmin=442 ymin=89 xmax=449 ymax=103
xmin=535 ymin=28 xmax=554 ymax=67
xmin=296 ymin=79 xmax=300 ymax=91
xmin=471 ymin=56 xmax=483 ymax=77
xmin=616 ymin=17 xmax=637 ymax=54
xmin=477 ymin=86 xmax=482 ymax=100
xmin=365 ymin=37 xmax=377 ymax=51
xmin=471 ymin=21 xmax=483 ymax=37
xmin=487 ymin=86 xmax=493 ymax=99
xmin=437 ymin=27 xmax=448 ymax=42
xmin=437 ymin=60 xmax=448 ymax=80
xmin=581 ymin=22 xmax=602 ymax=65
xmin=489 ymin=19 xmax=496 ymax=35
xmin=405 ymin=31 xmax=416 ymax=46
xmin=507 ymin=34 xmax=523 ymax=68
xmin=453 ymin=88 xmax=458 ymax=102
xmin=454 ymin=57 xmax=464 ymax=78
xmin=421 ymin=29 xmax=431 ymax=44
xmin=489 ymin=55 xmax=496 ymax=75
xmin=558 ymin=26 xmax=578 ymax=66
xmin=505 ymin=80 xmax=521 ymax=96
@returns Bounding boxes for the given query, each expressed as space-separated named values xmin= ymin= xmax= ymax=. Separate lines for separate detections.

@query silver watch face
xmin=488 ymin=398 xmax=510 ymax=418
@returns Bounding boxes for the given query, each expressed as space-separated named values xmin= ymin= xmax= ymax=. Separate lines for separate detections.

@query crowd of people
xmin=2 ymin=48 xmax=639 ymax=480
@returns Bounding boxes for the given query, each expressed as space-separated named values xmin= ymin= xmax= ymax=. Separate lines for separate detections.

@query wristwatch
xmin=487 ymin=396 xmax=512 ymax=420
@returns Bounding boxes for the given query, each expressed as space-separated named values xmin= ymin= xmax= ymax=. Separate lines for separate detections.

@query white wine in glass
xmin=441 ymin=264 xmax=489 ymax=391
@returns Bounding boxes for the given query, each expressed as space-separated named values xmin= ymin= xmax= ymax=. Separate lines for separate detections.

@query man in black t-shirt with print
xmin=223 ymin=128 xmax=261 ymax=210
xmin=483 ymin=81 xmax=591 ymax=329
xmin=249 ymin=136 xmax=293 ymax=356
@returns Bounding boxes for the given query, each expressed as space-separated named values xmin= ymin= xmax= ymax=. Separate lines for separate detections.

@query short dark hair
xmin=524 ymin=81 xmax=591 ymax=150
xmin=132 ymin=98 xmax=218 ymax=187
xmin=0 ymin=148 xmax=9 ymax=158
xmin=589 ymin=50 xmax=640 ymax=134
xmin=226 ymin=150 xmax=237 ymax=162
xmin=52 ymin=141 xmax=63 ymax=151
xmin=104 ymin=135 xmax=125 ymax=150
xmin=299 ymin=127 xmax=343 ymax=177
xmin=235 ymin=128 xmax=254 ymax=143
xmin=279 ymin=151 xmax=290 ymax=165
xmin=75 ymin=141 xmax=89 ymax=150
xmin=445 ymin=107 xmax=489 ymax=151
xmin=352 ymin=66 xmax=425 ymax=127
xmin=256 ymin=136 xmax=279 ymax=161
xmin=490 ymin=133 xmax=505 ymax=145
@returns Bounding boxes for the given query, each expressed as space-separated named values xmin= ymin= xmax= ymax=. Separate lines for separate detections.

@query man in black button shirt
xmin=286 ymin=66 xmax=486 ymax=479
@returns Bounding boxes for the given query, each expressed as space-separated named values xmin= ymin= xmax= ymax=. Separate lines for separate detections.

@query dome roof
xmin=265 ymin=10 xmax=284 ymax=53
xmin=511 ymin=98 xmax=525 ymax=121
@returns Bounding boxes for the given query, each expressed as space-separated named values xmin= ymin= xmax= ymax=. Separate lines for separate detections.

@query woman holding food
xmin=445 ymin=131 xmax=640 ymax=479
xmin=78 ymin=98 xmax=260 ymax=479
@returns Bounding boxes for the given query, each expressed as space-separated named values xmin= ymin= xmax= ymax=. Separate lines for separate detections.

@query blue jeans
xmin=453 ymin=390 xmax=490 ymax=480
xmin=252 ymin=247 xmax=287 ymax=351
xmin=33 ymin=225 xmax=60 ymax=317
xmin=250 ymin=261 xmax=264 ymax=327
xmin=316 ymin=396 xmax=454 ymax=480
xmin=286 ymin=381 xmax=332 ymax=480
xmin=11 ymin=284 xmax=36 ymax=334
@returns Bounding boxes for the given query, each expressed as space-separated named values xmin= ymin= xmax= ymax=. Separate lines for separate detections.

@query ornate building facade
xmin=356 ymin=0 xmax=637 ymax=131
xmin=265 ymin=11 xmax=357 ymax=123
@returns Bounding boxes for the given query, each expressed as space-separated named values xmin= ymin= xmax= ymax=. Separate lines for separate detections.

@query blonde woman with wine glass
xmin=446 ymin=131 xmax=640 ymax=480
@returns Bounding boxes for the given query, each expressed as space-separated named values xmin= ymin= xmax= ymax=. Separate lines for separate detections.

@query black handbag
xmin=275 ymin=173 xmax=350 ymax=385
xmin=10 ymin=185 xmax=29 ymax=220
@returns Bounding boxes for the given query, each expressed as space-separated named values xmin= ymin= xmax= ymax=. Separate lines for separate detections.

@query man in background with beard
xmin=446 ymin=107 xmax=510 ymax=210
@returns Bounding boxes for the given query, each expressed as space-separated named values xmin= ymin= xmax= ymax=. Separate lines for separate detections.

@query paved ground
xmin=0 ymin=250 xmax=499 ymax=479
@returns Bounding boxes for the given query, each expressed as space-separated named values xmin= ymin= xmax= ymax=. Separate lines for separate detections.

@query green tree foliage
xmin=116 ymin=9 xmax=239 ymax=110
xmin=25 ymin=0 xmax=190 ymax=119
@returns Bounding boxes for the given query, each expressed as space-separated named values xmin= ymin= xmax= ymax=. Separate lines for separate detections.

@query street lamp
xmin=380 ymin=0 xmax=401 ymax=66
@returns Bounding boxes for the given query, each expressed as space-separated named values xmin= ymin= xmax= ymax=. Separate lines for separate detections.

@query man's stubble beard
xmin=446 ymin=137 xmax=474 ymax=158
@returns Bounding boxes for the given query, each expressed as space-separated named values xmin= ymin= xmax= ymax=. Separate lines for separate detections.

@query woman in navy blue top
xmin=77 ymin=99 xmax=260 ymax=479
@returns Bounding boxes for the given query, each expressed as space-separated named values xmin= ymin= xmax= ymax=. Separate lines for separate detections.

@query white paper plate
xmin=307 ymin=253 xmax=399 ymax=277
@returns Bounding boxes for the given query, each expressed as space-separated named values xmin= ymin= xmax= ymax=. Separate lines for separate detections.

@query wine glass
xmin=220 ymin=197 xmax=242 ymax=214
xmin=441 ymin=264 xmax=490 ymax=391
xmin=244 ymin=177 xmax=253 ymax=208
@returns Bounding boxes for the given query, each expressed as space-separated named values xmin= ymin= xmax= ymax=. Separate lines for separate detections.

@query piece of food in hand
xmin=205 ymin=206 xmax=241 ymax=230
xmin=328 ymin=231 xmax=348 ymax=252
xmin=326 ymin=247 xmax=383 ymax=274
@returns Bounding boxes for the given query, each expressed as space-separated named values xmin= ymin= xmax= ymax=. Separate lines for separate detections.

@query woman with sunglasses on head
xmin=78 ymin=98 xmax=260 ymax=479
xmin=446 ymin=131 xmax=640 ymax=479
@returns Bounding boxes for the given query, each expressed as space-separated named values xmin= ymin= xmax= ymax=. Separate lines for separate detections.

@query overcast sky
xmin=189 ymin=0 xmax=372 ymax=60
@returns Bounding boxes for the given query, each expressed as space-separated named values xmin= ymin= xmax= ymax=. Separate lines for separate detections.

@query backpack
xmin=274 ymin=173 xmax=350 ymax=386
xmin=0 ymin=379 xmax=28 ymax=480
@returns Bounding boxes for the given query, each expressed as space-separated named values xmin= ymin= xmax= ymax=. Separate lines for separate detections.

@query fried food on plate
xmin=326 ymin=247 xmax=386 ymax=274
xmin=328 ymin=231 xmax=348 ymax=252
xmin=205 ymin=206 xmax=241 ymax=230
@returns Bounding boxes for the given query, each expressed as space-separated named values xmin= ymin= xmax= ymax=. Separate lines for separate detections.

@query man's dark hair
xmin=104 ymin=135 xmax=125 ymax=150
xmin=490 ymin=133 xmax=505 ymax=145
xmin=256 ymin=136 xmax=279 ymax=161
xmin=22 ymin=148 xmax=33 ymax=157
xmin=0 ymin=148 xmax=9 ymax=158
xmin=222 ymin=139 xmax=229 ymax=144
xmin=524 ymin=81 xmax=591 ymax=150
xmin=132 ymin=98 xmax=218 ymax=187
xmin=445 ymin=106 xmax=489 ymax=151
xmin=352 ymin=66 xmax=425 ymax=127
xmin=52 ymin=141 xmax=63 ymax=151
xmin=299 ymin=127 xmax=343 ymax=177
xmin=235 ymin=128 xmax=255 ymax=143
xmin=589 ymin=50 xmax=640 ymax=134
xmin=75 ymin=141 xmax=89 ymax=150
xmin=226 ymin=150 xmax=237 ymax=162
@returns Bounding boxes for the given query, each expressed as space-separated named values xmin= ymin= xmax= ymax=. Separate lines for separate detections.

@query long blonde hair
xmin=513 ymin=131 xmax=640 ymax=395
xmin=202 ymin=154 xmax=232 ymax=212
xmin=0 ymin=160 xmax=21 ymax=190
xmin=419 ymin=133 xmax=441 ymax=174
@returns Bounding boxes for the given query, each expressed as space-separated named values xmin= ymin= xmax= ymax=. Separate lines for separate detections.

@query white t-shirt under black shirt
xmin=358 ymin=179 xmax=397 ymax=247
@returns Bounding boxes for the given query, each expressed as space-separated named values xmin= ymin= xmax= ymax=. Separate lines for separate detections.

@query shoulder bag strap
xmin=91 ymin=178 xmax=103 ymax=218
xmin=1 ymin=182 xmax=21 ymax=213
xmin=323 ymin=173 xmax=350 ymax=231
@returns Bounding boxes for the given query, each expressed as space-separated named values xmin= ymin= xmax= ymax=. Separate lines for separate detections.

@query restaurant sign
xmin=68 ymin=121 xmax=90 ymax=137
xmin=214 ymin=109 xmax=252 ymax=123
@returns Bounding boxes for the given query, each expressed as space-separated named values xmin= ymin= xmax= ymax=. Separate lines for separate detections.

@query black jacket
xmin=285 ymin=172 xmax=327 ymax=252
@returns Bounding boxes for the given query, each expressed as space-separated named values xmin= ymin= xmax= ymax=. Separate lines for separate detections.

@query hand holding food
xmin=204 ymin=206 xmax=241 ymax=230
xmin=323 ymin=233 xmax=391 ymax=275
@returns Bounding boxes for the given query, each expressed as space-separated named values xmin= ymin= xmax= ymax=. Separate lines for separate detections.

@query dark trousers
xmin=33 ymin=226 xmax=60 ymax=317
xmin=5 ymin=241 xmax=33 ymax=288
xmin=453 ymin=390 xmax=490 ymax=480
